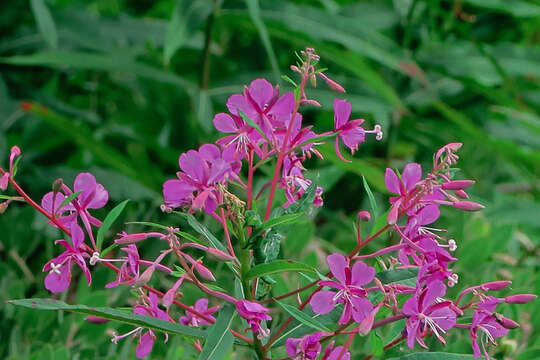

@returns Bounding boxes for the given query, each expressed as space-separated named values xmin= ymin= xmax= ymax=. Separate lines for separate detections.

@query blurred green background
xmin=1 ymin=0 xmax=539 ymax=359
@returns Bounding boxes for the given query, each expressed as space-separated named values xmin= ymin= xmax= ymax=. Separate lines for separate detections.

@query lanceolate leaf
xmin=387 ymin=353 xmax=476 ymax=360
xmin=197 ymin=304 xmax=235 ymax=360
xmin=375 ymin=268 xmax=418 ymax=285
xmin=177 ymin=212 xmax=228 ymax=253
xmin=253 ymin=213 xmax=305 ymax=236
xmin=275 ymin=300 xmax=331 ymax=333
xmin=96 ymin=200 xmax=130 ymax=251
xmin=9 ymin=298 xmax=205 ymax=338
xmin=30 ymin=0 xmax=58 ymax=49
xmin=245 ymin=260 xmax=316 ymax=280
xmin=56 ymin=191 xmax=83 ymax=212
xmin=362 ymin=175 xmax=378 ymax=216
xmin=238 ymin=110 xmax=271 ymax=144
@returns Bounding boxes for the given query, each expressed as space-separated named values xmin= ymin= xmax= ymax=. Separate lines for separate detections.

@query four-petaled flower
xmin=235 ymin=300 xmax=272 ymax=339
xmin=180 ymin=298 xmax=219 ymax=327
xmin=42 ymin=223 xmax=91 ymax=293
xmin=105 ymin=244 xmax=140 ymax=288
xmin=163 ymin=144 xmax=237 ymax=214
xmin=41 ymin=172 xmax=108 ymax=228
xmin=310 ymin=253 xmax=374 ymax=324
xmin=470 ymin=297 xmax=508 ymax=358
xmin=286 ymin=332 xmax=323 ymax=360
xmin=402 ymin=280 xmax=456 ymax=349
xmin=333 ymin=99 xmax=366 ymax=160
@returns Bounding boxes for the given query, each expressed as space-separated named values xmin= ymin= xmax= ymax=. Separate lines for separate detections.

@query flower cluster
xmin=1 ymin=48 xmax=535 ymax=360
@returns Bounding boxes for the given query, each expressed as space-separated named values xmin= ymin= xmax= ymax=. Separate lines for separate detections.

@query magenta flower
xmin=470 ymin=297 xmax=508 ymax=358
xmin=105 ymin=244 xmax=140 ymax=288
xmin=402 ymin=280 xmax=456 ymax=349
xmin=333 ymin=99 xmax=366 ymax=158
xmin=280 ymin=156 xmax=323 ymax=208
xmin=286 ymin=332 xmax=323 ymax=360
xmin=235 ymin=300 xmax=272 ymax=338
xmin=41 ymin=172 xmax=108 ymax=227
xmin=226 ymin=78 xmax=295 ymax=137
xmin=213 ymin=112 xmax=264 ymax=159
xmin=310 ymin=254 xmax=374 ymax=324
xmin=42 ymin=223 xmax=91 ymax=293
xmin=180 ymin=298 xmax=219 ymax=327
xmin=162 ymin=144 xmax=235 ymax=214
xmin=112 ymin=293 xmax=171 ymax=359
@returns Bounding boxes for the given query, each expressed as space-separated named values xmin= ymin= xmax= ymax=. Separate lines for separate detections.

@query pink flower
xmin=235 ymin=300 xmax=272 ymax=338
xmin=286 ymin=332 xmax=323 ymax=359
xmin=162 ymin=144 xmax=236 ymax=214
xmin=310 ymin=254 xmax=374 ymax=324
xmin=213 ymin=112 xmax=264 ymax=159
xmin=333 ymin=99 xmax=366 ymax=157
xmin=280 ymin=156 xmax=323 ymax=208
xmin=180 ymin=298 xmax=219 ymax=327
xmin=105 ymin=244 xmax=140 ymax=288
xmin=113 ymin=293 xmax=171 ymax=359
xmin=41 ymin=172 xmax=108 ymax=227
xmin=470 ymin=297 xmax=508 ymax=358
xmin=42 ymin=223 xmax=91 ymax=293
xmin=402 ymin=280 xmax=456 ymax=349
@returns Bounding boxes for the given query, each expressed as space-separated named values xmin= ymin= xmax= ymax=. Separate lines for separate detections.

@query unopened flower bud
xmin=318 ymin=72 xmax=346 ymax=93
xmin=452 ymin=201 xmax=484 ymax=211
xmin=0 ymin=201 xmax=9 ymax=214
xmin=357 ymin=210 xmax=371 ymax=222
xmin=301 ymin=99 xmax=321 ymax=107
xmin=290 ymin=65 xmax=301 ymax=74
xmin=0 ymin=173 xmax=9 ymax=191
xmin=494 ymin=313 xmax=520 ymax=329
xmin=86 ymin=315 xmax=110 ymax=324
xmin=52 ymin=178 xmax=64 ymax=193
xmin=480 ymin=280 xmax=512 ymax=291
xmin=449 ymin=302 xmax=464 ymax=316
xmin=442 ymin=180 xmax=475 ymax=190
xmin=504 ymin=294 xmax=537 ymax=304
xmin=134 ymin=266 xmax=155 ymax=287
xmin=10 ymin=146 xmax=21 ymax=158
xmin=453 ymin=190 xmax=469 ymax=199
xmin=387 ymin=205 xmax=399 ymax=225
xmin=207 ymin=248 xmax=236 ymax=262
xmin=114 ymin=232 xmax=149 ymax=244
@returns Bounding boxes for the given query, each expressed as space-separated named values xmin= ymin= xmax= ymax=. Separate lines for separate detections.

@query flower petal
xmin=162 ymin=179 xmax=196 ymax=208
xmin=351 ymin=297 xmax=373 ymax=324
xmin=136 ymin=331 xmax=155 ymax=359
xmin=384 ymin=168 xmax=401 ymax=194
xmin=44 ymin=262 xmax=72 ymax=294
xmin=179 ymin=150 xmax=204 ymax=182
xmin=333 ymin=99 xmax=351 ymax=129
xmin=402 ymin=163 xmax=422 ymax=191
xmin=350 ymin=260 xmax=375 ymax=286
xmin=339 ymin=127 xmax=365 ymax=151
xmin=421 ymin=280 xmax=446 ymax=311
xmin=310 ymin=290 xmax=336 ymax=315
xmin=327 ymin=253 xmax=348 ymax=284
xmin=248 ymin=78 xmax=274 ymax=109
xmin=86 ymin=183 xmax=108 ymax=209
xmin=213 ymin=113 xmax=238 ymax=133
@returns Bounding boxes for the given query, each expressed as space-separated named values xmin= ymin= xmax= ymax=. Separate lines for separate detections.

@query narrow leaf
xmin=387 ymin=353 xmax=476 ymax=360
xmin=275 ymin=300 xmax=331 ymax=333
xmin=362 ymin=175 xmax=378 ymax=216
xmin=96 ymin=200 xmax=130 ymax=251
xmin=56 ymin=190 xmax=83 ymax=212
xmin=245 ymin=260 xmax=316 ymax=280
xmin=375 ymin=268 xmax=418 ymax=285
xmin=258 ymin=213 xmax=305 ymax=232
xmin=238 ymin=110 xmax=270 ymax=144
xmin=198 ymin=304 xmax=235 ymax=360
xmin=30 ymin=0 xmax=58 ymax=48
xmin=9 ymin=298 xmax=205 ymax=338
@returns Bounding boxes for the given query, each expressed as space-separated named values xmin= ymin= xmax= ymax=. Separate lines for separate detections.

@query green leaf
xmin=238 ymin=110 xmax=270 ymax=144
xmin=9 ymin=298 xmax=206 ymax=338
xmin=197 ymin=304 xmax=235 ymax=360
xmin=245 ymin=0 xmax=280 ymax=82
xmin=245 ymin=260 xmax=316 ymax=280
xmin=100 ymin=243 xmax=118 ymax=258
xmin=0 ymin=195 xmax=25 ymax=201
xmin=387 ymin=353 xmax=476 ymax=360
xmin=375 ymin=268 xmax=418 ymax=285
xmin=275 ymin=300 xmax=331 ymax=333
xmin=30 ymin=0 xmax=58 ymax=49
xmin=284 ymin=181 xmax=317 ymax=214
xmin=164 ymin=0 xmax=213 ymax=63
xmin=96 ymin=200 xmax=130 ymax=251
xmin=296 ymin=132 xmax=338 ymax=150
xmin=254 ymin=229 xmax=282 ymax=264
xmin=369 ymin=331 xmax=383 ymax=355
xmin=56 ymin=191 xmax=83 ymax=212
xmin=176 ymin=212 xmax=228 ymax=253
xmin=462 ymin=0 xmax=540 ymax=18
xmin=257 ymin=213 xmax=305 ymax=232
xmin=362 ymin=175 xmax=378 ymax=216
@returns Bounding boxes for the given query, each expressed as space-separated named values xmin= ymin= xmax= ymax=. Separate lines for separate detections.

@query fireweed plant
xmin=1 ymin=48 xmax=536 ymax=360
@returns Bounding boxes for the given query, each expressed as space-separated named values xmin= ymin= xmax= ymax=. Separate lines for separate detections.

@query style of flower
xmin=41 ymin=172 xmax=109 ymax=227
xmin=180 ymin=298 xmax=219 ymax=327
xmin=42 ymin=223 xmax=91 ymax=293
xmin=402 ymin=280 xmax=457 ymax=349
xmin=470 ymin=297 xmax=508 ymax=358
xmin=286 ymin=332 xmax=323 ymax=360
xmin=162 ymin=144 xmax=235 ymax=214
xmin=235 ymin=300 xmax=272 ymax=338
xmin=105 ymin=244 xmax=140 ymax=288
xmin=310 ymin=254 xmax=374 ymax=324
xmin=112 ymin=293 xmax=171 ymax=359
